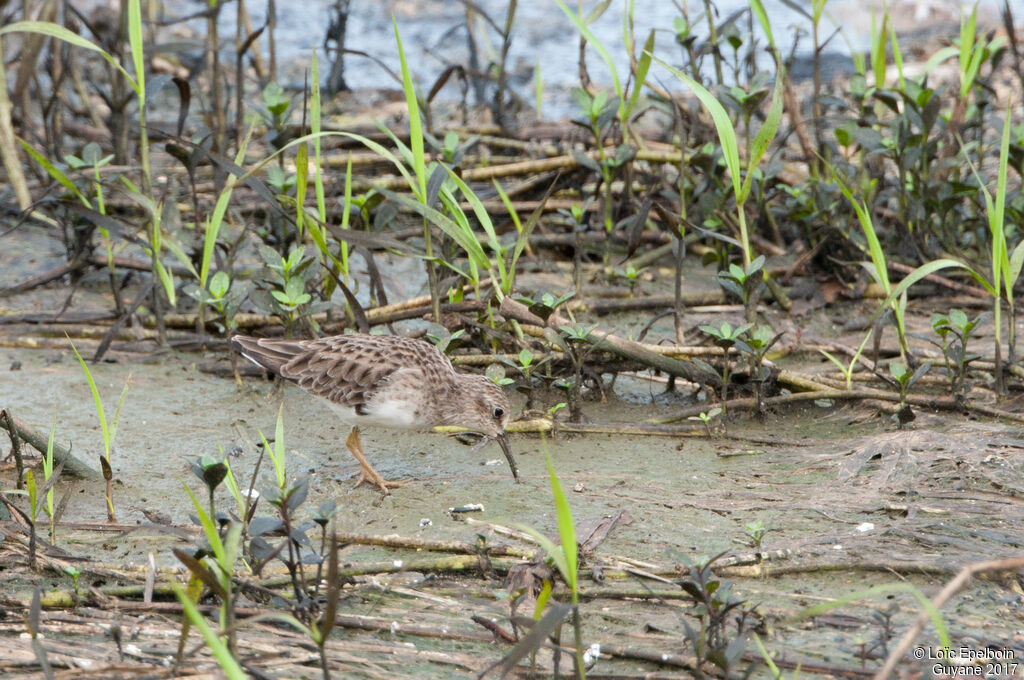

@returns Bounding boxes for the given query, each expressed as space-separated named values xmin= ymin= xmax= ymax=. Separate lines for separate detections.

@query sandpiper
xmin=230 ymin=333 xmax=518 ymax=493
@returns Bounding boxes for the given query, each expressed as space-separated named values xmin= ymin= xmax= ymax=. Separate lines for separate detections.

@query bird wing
xmin=231 ymin=335 xmax=309 ymax=374
xmin=267 ymin=335 xmax=453 ymax=410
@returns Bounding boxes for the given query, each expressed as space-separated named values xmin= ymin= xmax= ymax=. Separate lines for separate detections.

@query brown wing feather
xmin=233 ymin=334 xmax=455 ymax=411
xmin=230 ymin=335 xmax=310 ymax=374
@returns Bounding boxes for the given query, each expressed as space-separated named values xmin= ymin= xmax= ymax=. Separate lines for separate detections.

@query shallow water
xmin=187 ymin=0 xmax=1019 ymax=118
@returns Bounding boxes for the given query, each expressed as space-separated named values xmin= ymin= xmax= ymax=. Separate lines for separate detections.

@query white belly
xmin=326 ymin=399 xmax=421 ymax=429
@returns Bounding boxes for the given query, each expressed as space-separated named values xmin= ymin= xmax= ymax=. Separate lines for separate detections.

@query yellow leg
xmin=345 ymin=427 xmax=405 ymax=494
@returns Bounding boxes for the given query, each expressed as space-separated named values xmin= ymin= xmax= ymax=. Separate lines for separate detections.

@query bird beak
xmin=496 ymin=432 xmax=519 ymax=482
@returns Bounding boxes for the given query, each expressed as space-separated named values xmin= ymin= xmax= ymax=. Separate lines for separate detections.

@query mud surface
xmin=2 ymin=237 xmax=1023 ymax=677
xmin=4 ymin=2 xmax=1024 ymax=675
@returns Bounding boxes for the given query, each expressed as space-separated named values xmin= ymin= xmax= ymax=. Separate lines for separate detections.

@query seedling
xmin=191 ymin=454 xmax=229 ymax=521
xmin=688 ymin=406 xmax=723 ymax=437
xmin=735 ymin=324 xmax=784 ymax=414
xmin=500 ymin=348 xmax=553 ymax=410
xmin=485 ymin=363 xmax=515 ymax=388
xmin=554 ymin=323 xmax=598 ymax=422
xmin=677 ymin=552 xmax=753 ymax=674
xmin=548 ymin=402 xmax=568 ymax=418
xmin=653 ymin=23 xmax=785 ymax=296
xmin=270 ymin=279 xmax=311 ymax=320
xmin=426 ymin=324 xmax=466 ymax=354
xmin=556 ymin=199 xmax=593 ymax=292
xmin=699 ymin=321 xmax=753 ymax=410
xmin=252 ymin=245 xmax=325 ymax=337
xmin=189 ymin=270 xmax=246 ymax=336
xmin=63 ymin=566 xmax=81 ymax=595
xmin=428 ymin=129 xmax=476 ymax=167
xmin=259 ymin=82 xmax=294 ymax=151
xmin=610 ymin=264 xmax=647 ymax=293
xmin=266 ymin=165 xmax=296 ymax=195
xmin=819 ymin=330 xmax=873 ymax=390
xmin=717 ymin=255 xmax=766 ymax=322
xmin=175 ymin=480 xmax=244 ymax=657
xmin=41 ymin=416 xmax=60 ymax=544
xmin=743 ymin=519 xmax=770 ymax=554
xmin=878 ymin=358 xmax=931 ymax=428
xmin=66 ymin=142 xmax=116 ymax=268
xmin=257 ymin=533 xmax=343 ymax=680
xmin=508 ymin=437 xmax=586 ymax=679
xmin=69 ymin=339 xmax=130 ymax=522
xmin=930 ymin=309 xmax=982 ymax=398
xmin=16 ymin=461 xmax=61 ymax=569
xmin=516 ymin=291 xmax=575 ymax=323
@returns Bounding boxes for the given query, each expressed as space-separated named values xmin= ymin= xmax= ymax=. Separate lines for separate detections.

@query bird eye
xmin=493 ymin=407 xmax=505 ymax=419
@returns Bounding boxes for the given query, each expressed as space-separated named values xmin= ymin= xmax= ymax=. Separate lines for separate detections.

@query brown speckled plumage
xmin=230 ymin=333 xmax=517 ymax=490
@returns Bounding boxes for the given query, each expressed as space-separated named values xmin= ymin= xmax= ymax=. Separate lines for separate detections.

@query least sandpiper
xmin=231 ymin=333 xmax=517 ymax=493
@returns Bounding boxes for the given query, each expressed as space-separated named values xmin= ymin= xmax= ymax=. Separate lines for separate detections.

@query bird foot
xmin=353 ymin=467 xmax=408 ymax=495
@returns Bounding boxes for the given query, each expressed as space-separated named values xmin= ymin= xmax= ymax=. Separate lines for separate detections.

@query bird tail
xmin=230 ymin=335 xmax=308 ymax=375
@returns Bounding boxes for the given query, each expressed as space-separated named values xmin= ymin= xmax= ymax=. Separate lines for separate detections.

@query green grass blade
xmin=311 ymin=50 xmax=327 ymax=222
xmin=839 ymin=185 xmax=890 ymax=291
xmin=336 ymin=130 xmax=418 ymax=196
xmin=882 ymin=258 xmax=996 ymax=309
xmin=534 ymin=61 xmax=543 ymax=118
xmin=624 ymin=30 xmax=655 ymax=120
xmin=68 ymin=339 xmax=110 ymax=460
xmin=545 ymin=446 xmax=578 ymax=598
xmin=1008 ymin=240 xmax=1024 ymax=304
xmin=108 ymin=375 xmax=132 ymax=446
xmin=273 ymin=404 xmax=287 ymax=488
xmin=181 ymin=481 xmax=226 ymax=567
xmin=0 ymin=21 xmax=136 ymax=88
xmin=740 ymin=54 xmax=784 ymax=203
xmin=995 ymin=102 xmax=1011 ymax=295
xmin=377 ymin=187 xmax=490 ymax=269
xmin=555 ymin=0 xmax=623 ymax=113
xmin=442 ymin=165 xmax=507 ymax=289
xmin=374 ymin=120 xmax=418 ymax=170
xmin=160 ymin=233 xmax=199 ymax=279
xmin=923 ymin=46 xmax=959 ymax=76
xmin=533 ymin=578 xmax=553 ymax=620
xmin=515 ymin=524 xmax=571 ymax=584
xmin=198 ymin=128 xmax=247 ymax=291
xmin=493 ymin=179 xmax=534 ymax=293
xmin=889 ymin=16 xmax=905 ymax=90
xmin=127 ymin=0 xmax=144 ymax=99
xmin=959 ymin=4 xmax=978 ymax=95
xmin=963 ymin=118 xmax=1008 ymax=296
xmin=221 ymin=454 xmax=248 ymax=521
xmin=752 ymin=634 xmax=782 ymax=678
xmin=871 ymin=10 xmax=888 ymax=88
xmin=44 ymin=415 xmax=56 ymax=522
xmin=172 ymin=584 xmax=245 ymax=680
xmin=393 ymin=19 xmax=427 ymax=201
xmin=817 ymin=349 xmax=847 ymax=374
xmin=652 ymin=54 xmax=742 ymax=200
xmin=340 ymin=154 xmax=353 ymax=272
xmin=749 ymin=0 xmax=775 ymax=49
xmin=26 ymin=469 xmax=37 ymax=519
xmin=154 ymin=260 xmax=177 ymax=306
xmin=17 ymin=139 xmax=90 ymax=207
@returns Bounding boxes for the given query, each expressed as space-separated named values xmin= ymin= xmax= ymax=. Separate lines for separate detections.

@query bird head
xmin=453 ymin=373 xmax=512 ymax=436
xmin=443 ymin=373 xmax=519 ymax=481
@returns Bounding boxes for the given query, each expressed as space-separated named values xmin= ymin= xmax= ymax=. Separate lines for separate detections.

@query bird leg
xmin=345 ymin=427 xmax=405 ymax=494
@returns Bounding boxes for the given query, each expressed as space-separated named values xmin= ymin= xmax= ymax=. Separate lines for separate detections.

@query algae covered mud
xmin=0 ymin=287 xmax=1022 ymax=677
xmin=2 ymin=0 xmax=1024 ymax=676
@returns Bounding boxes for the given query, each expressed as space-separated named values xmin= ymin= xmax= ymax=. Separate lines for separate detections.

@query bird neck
xmin=431 ymin=373 xmax=475 ymax=426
